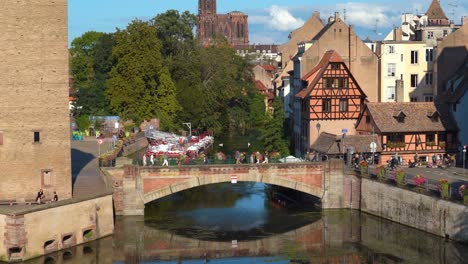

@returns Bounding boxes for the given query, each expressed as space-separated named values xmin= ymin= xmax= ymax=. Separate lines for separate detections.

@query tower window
xmin=34 ymin=131 xmax=40 ymax=143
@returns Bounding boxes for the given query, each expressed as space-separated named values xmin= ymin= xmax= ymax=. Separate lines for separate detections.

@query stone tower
xmin=197 ymin=0 xmax=249 ymax=46
xmin=0 ymin=0 xmax=72 ymax=200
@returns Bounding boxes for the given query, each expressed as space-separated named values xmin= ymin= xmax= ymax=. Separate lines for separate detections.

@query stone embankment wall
xmin=0 ymin=195 xmax=114 ymax=262
xmin=361 ymin=178 xmax=468 ymax=243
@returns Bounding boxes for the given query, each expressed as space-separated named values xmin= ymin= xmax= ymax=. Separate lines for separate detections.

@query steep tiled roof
xmin=254 ymin=80 xmax=267 ymax=92
xmin=261 ymin=64 xmax=276 ymax=72
xmin=426 ymin=0 xmax=448 ymax=20
xmin=365 ymin=102 xmax=457 ymax=133
xmin=310 ymin=132 xmax=382 ymax=154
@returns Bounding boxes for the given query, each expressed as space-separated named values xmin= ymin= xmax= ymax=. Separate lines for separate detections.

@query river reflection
xmin=20 ymin=182 xmax=468 ymax=264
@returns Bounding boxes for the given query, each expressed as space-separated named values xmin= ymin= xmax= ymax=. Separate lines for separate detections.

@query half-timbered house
xmin=355 ymin=102 xmax=458 ymax=164
xmin=294 ymin=50 xmax=367 ymax=156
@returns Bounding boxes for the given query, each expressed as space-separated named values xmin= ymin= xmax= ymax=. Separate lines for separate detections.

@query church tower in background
xmin=197 ymin=0 xmax=249 ymax=46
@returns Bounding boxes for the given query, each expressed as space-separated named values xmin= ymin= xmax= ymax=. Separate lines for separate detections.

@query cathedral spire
xmin=199 ymin=0 xmax=216 ymax=16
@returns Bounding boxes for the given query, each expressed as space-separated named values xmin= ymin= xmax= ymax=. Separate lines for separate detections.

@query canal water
xmin=23 ymin=182 xmax=468 ymax=264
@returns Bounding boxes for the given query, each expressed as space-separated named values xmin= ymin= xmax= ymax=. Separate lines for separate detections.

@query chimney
xmin=335 ymin=12 xmax=340 ymax=20
xmin=395 ymin=80 xmax=405 ymax=102
xmin=462 ymin=16 xmax=468 ymax=25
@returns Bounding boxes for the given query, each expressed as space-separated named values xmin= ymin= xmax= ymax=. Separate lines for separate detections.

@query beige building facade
xmin=0 ymin=0 xmax=72 ymax=200
xmin=379 ymin=41 xmax=435 ymax=102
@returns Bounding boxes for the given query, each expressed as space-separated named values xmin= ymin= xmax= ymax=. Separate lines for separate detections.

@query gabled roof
xmin=363 ymin=102 xmax=456 ymax=133
xmin=295 ymin=50 xmax=367 ymax=99
xmin=426 ymin=0 xmax=448 ymax=20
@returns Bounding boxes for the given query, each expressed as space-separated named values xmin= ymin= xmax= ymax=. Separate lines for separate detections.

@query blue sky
xmin=69 ymin=0 xmax=467 ymax=45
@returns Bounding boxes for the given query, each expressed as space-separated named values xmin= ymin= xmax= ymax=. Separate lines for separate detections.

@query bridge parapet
xmin=103 ymin=160 xmax=360 ymax=215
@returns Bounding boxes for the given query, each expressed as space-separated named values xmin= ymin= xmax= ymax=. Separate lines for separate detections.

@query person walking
xmin=36 ymin=189 xmax=44 ymax=204
xmin=150 ymin=154 xmax=155 ymax=166
xmin=263 ymin=154 xmax=269 ymax=164
xmin=203 ymin=156 xmax=208 ymax=165
xmin=162 ymin=153 xmax=169 ymax=166
xmin=142 ymin=155 xmax=147 ymax=166
xmin=53 ymin=192 xmax=58 ymax=202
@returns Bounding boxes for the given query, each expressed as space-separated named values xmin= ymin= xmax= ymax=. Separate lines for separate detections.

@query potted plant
xmin=395 ymin=169 xmax=406 ymax=187
xmin=359 ymin=160 xmax=368 ymax=175
xmin=413 ymin=174 xmax=427 ymax=192
xmin=459 ymin=185 xmax=468 ymax=204
xmin=376 ymin=165 xmax=386 ymax=181
xmin=438 ymin=179 xmax=450 ymax=199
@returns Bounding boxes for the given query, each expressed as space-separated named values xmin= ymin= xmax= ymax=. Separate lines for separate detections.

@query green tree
xmin=151 ymin=10 xmax=197 ymax=57
xmin=75 ymin=115 xmax=91 ymax=132
xmin=260 ymin=99 xmax=290 ymax=156
xmin=70 ymin=31 xmax=113 ymax=116
xmin=154 ymin=67 xmax=181 ymax=131
xmin=107 ymin=20 xmax=163 ymax=123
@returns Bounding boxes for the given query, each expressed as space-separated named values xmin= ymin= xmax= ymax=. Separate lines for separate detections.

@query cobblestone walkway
xmin=72 ymin=140 xmax=107 ymax=197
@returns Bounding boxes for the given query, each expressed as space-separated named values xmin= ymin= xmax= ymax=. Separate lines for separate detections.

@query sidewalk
xmin=71 ymin=140 xmax=107 ymax=197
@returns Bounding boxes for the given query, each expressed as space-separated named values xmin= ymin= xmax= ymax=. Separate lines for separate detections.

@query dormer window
xmin=427 ymin=111 xmax=440 ymax=122
xmin=393 ymin=111 xmax=406 ymax=123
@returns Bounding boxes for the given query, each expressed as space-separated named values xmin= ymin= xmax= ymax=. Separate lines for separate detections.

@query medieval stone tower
xmin=197 ymin=0 xmax=249 ymax=46
xmin=0 ymin=0 xmax=72 ymax=200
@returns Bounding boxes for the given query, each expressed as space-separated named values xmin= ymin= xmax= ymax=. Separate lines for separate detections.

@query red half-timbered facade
xmin=294 ymin=50 xmax=367 ymax=155
xmin=355 ymin=102 xmax=458 ymax=164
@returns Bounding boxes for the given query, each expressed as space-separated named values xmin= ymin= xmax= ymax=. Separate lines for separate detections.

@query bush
xmin=376 ymin=165 xmax=386 ymax=181
xmin=396 ymin=169 xmax=406 ymax=186
xmin=359 ymin=160 xmax=368 ymax=175
xmin=438 ymin=179 xmax=450 ymax=199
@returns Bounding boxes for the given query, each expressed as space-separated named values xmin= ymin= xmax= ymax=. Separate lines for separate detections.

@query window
xmin=425 ymin=49 xmax=433 ymax=62
xmin=389 ymin=45 xmax=395 ymax=54
xmin=322 ymin=78 xmax=333 ymax=88
xmin=424 ymin=95 xmax=434 ymax=102
xmin=411 ymin=50 xmax=418 ymax=64
xmin=426 ymin=133 xmax=435 ymax=145
xmin=443 ymin=30 xmax=448 ymax=37
xmin=0 ymin=131 xmax=3 ymax=145
xmin=388 ymin=134 xmax=405 ymax=143
xmin=322 ymin=99 xmax=331 ymax=113
xmin=411 ymin=74 xmax=418 ymax=88
xmin=331 ymin=63 xmax=340 ymax=70
xmin=332 ymin=78 xmax=339 ymax=88
xmin=397 ymin=115 xmax=405 ymax=123
xmin=34 ymin=131 xmax=40 ymax=143
xmin=401 ymin=54 xmax=404 ymax=62
xmin=366 ymin=116 xmax=371 ymax=124
xmin=427 ymin=31 xmax=434 ymax=39
xmin=338 ymin=78 xmax=348 ymax=88
xmin=387 ymin=63 xmax=396 ymax=77
xmin=41 ymin=169 xmax=53 ymax=187
xmin=411 ymin=97 xmax=418 ymax=102
xmin=339 ymin=99 xmax=348 ymax=112
xmin=425 ymin=72 xmax=433 ymax=85
xmin=386 ymin=86 xmax=395 ymax=101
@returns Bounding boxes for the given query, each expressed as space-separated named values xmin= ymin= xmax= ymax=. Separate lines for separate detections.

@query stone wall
xmin=0 ymin=0 xmax=72 ymax=200
xmin=361 ymin=178 xmax=468 ymax=243
xmin=0 ymin=195 xmax=114 ymax=262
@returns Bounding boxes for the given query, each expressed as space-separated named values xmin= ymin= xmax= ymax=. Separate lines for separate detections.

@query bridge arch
xmin=140 ymin=164 xmax=325 ymax=204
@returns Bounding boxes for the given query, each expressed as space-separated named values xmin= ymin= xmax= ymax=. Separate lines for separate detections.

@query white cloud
xmin=250 ymin=5 xmax=305 ymax=31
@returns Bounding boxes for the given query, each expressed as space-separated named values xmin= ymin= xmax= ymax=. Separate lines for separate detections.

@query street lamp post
xmin=183 ymin=122 xmax=192 ymax=138
xmin=316 ymin=123 xmax=321 ymax=161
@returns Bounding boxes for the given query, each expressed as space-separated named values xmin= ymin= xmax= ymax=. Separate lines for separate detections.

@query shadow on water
xmin=71 ymin=148 xmax=96 ymax=184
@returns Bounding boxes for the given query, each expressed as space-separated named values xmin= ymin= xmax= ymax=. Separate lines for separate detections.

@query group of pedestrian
xmin=235 ymin=151 xmax=269 ymax=164
xmin=142 ymin=153 xmax=169 ymax=166
xmin=35 ymin=189 xmax=58 ymax=204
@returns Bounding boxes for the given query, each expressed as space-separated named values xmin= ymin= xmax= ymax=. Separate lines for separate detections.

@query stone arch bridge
xmin=103 ymin=160 xmax=360 ymax=215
